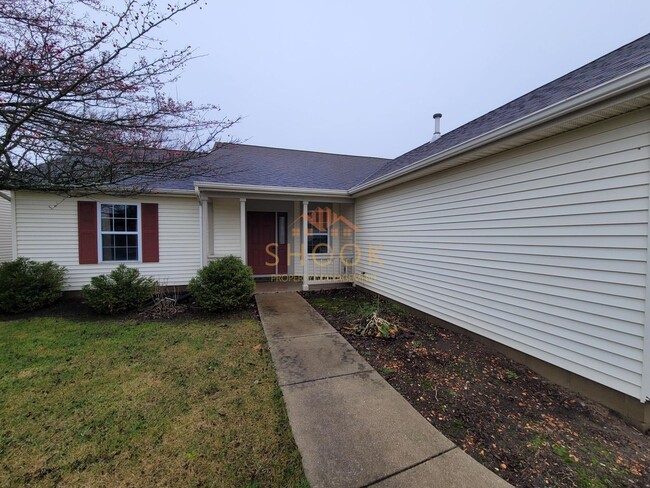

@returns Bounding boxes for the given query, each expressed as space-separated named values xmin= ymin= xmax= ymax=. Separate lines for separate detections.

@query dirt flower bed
xmin=303 ymin=288 xmax=650 ymax=488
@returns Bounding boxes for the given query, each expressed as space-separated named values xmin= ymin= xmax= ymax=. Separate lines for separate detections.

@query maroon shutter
xmin=141 ymin=203 xmax=159 ymax=263
xmin=78 ymin=201 xmax=98 ymax=264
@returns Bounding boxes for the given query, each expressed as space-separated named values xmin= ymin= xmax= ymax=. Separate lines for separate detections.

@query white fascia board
xmin=193 ymin=182 xmax=351 ymax=200
xmin=350 ymin=64 xmax=650 ymax=196
xmin=148 ymin=188 xmax=196 ymax=197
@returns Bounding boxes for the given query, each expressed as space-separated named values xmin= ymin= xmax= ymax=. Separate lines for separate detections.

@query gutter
xmin=349 ymin=63 xmax=650 ymax=196
xmin=193 ymin=181 xmax=351 ymax=198
xmin=149 ymin=188 xmax=196 ymax=197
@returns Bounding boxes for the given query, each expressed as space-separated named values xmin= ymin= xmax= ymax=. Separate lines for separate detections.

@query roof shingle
xmin=154 ymin=144 xmax=388 ymax=191
xmin=355 ymin=33 xmax=650 ymax=188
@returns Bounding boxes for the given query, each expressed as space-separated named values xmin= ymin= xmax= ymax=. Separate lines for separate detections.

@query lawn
xmin=0 ymin=311 xmax=307 ymax=487
xmin=304 ymin=289 xmax=650 ymax=488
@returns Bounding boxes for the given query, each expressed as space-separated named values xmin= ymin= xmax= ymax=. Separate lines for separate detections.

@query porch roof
xmin=153 ymin=143 xmax=388 ymax=192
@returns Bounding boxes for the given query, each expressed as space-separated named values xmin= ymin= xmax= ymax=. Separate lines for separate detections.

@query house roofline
xmin=149 ymin=188 xmax=197 ymax=197
xmin=349 ymin=63 xmax=650 ymax=196
xmin=193 ymin=182 xmax=352 ymax=200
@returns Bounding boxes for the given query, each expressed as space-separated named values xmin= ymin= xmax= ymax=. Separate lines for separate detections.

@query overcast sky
xmin=160 ymin=1 xmax=650 ymax=159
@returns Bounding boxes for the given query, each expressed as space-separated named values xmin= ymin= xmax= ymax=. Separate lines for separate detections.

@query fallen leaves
xmin=305 ymin=290 xmax=650 ymax=488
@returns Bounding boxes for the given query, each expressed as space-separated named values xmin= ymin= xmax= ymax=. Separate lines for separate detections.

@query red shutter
xmin=78 ymin=201 xmax=98 ymax=264
xmin=141 ymin=203 xmax=159 ymax=263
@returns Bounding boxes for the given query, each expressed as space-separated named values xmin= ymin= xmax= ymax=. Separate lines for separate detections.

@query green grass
xmin=306 ymin=296 xmax=366 ymax=315
xmin=378 ymin=367 xmax=395 ymax=375
xmin=0 ymin=315 xmax=307 ymax=487
xmin=528 ymin=434 xmax=632 ymax=488
xmin=307 ymin=294 xmax=407 ymax=323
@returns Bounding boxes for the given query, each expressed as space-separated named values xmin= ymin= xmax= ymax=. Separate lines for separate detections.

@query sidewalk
xmin=256 ymin=292 xmax=512 ymax=488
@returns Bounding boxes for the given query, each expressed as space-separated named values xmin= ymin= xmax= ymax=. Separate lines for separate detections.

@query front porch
xmin=196 ymin=186 xmax=358 ymax=291
xmin=254 ymin=280 xmax=353 ymax=294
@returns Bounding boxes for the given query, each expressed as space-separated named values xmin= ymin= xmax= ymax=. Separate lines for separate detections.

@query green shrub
xmin=0 ymin=257 xmax=67 ymax=313
xmin=81 ymin=265 xmax=157 ymax=315
xmin=189 ymin=256 xmax=255 ymax=312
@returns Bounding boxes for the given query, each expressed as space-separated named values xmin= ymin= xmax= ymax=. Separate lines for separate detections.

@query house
xmin=4 ymin=33 xmax=650 ymax=428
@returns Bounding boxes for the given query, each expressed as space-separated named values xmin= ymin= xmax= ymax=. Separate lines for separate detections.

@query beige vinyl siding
xmin=355 ymin=108 xmax=650 ymax=400
xmin=14 ymin=192 xmax=201 ymax=290
xmin=0 ymin=192 xmax=13 ymax=262
xmin=212 ymin=198 xmax=241 ymax=258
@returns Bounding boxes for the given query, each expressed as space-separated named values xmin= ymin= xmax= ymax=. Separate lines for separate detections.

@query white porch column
xmin=302 ymin=200 xmax=309 ymax=291
xmin=240 ymin=198 xmax=247 ymax=264
xmin=200 ymin=196 xmax=209 ymax=266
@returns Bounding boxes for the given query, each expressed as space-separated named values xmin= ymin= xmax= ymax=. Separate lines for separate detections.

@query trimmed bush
xmin=189 ymin=256 xmax=255 ymax=312
xmin=0 ymin=257 xmax=67 ymax=313
xmin=81 ymin=265 xmax=157 ymax=315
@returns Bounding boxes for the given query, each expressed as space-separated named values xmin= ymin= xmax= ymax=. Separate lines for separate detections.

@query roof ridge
xmin=222 ymin=142 xmax=390 ymax=161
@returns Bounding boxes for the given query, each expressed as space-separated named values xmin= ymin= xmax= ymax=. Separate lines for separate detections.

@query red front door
xmin=247 ymin=212 xmax=288 ymax=275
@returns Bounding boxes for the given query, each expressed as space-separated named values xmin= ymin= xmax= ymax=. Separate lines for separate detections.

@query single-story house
xmin=3 ymin=33 xmax=650 ymax=428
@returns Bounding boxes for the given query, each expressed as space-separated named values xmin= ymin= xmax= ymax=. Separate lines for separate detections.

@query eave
xmin=350 ymin=64 xmax=650 ymax=197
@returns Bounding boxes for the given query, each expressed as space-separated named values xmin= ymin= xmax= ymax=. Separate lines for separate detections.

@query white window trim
xmin=97 ymin=202 xmax=143 ymax=264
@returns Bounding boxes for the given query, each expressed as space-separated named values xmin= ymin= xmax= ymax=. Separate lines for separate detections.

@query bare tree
xmin=0 ymin=0 xmax=237 ymax=195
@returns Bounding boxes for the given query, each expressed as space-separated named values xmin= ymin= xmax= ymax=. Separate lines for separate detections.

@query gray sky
xmin=162 ymin=1 xmax=650 ymax=159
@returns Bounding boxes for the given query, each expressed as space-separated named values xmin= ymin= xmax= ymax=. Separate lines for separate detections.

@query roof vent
xmin=431 ymin=113 xmax=442 ymax=142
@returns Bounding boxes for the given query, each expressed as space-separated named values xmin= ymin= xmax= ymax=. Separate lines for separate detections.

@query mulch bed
xmin=0 ymin=294 xmax=259 ymax=324
xmin=302 ymin=288 xmax=650 ymax=488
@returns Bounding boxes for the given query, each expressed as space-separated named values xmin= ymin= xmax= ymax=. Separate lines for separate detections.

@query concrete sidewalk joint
xmin=364 ymin=446 xmax=458 ymax=487
xmin=256 ymin=292 xmax=512 ymax=488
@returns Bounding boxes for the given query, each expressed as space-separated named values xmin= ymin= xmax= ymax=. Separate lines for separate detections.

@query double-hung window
xmin=100 ymin=203 xmax=140 ymax=261
xmin=307 ymin=207 xmax=330 ymax=254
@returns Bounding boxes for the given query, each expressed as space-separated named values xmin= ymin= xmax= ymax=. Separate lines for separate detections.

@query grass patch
xmin=306 ymin=296 xmax=367 ymax=315
xmin=0 ymin=314 xmax=307 ymax=487
xmin=378 ymin=367 xmax=395 ymax=375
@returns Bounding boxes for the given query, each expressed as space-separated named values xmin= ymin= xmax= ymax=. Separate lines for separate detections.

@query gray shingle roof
xmin=154 ymin=144 xmax=389 ymax=191
xmin=355 ymin=32 xmax=650 ymax=189
xmin=155 ymin=34 xmax=650 ymax=194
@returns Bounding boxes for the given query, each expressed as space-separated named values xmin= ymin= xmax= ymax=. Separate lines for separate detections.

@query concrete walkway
xmin=256 ymin=292 xmax=512 ymax=488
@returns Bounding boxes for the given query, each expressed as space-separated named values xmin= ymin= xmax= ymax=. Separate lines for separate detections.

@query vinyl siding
xmin=212 ymin=198 xmax=241 ymax=258
xmin=0 ymin=192 xmax=13 ymax=262
xmin=355 ymin=108 xmax=650 ymax=400
xmin=14 ymin=192 xmax=201 ymax=290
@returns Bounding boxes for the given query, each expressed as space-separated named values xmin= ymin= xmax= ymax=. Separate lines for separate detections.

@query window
xmin=100 ymin=204 xmax=139 ymax=261
xmin=307 ymin=207 xmax=330 ymax=254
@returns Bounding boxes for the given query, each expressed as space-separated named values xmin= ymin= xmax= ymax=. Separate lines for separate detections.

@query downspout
xmin=8 ymin=191 xmax=17 ymax=259
xmin=195 ymin=186 xmax=204 ymax=268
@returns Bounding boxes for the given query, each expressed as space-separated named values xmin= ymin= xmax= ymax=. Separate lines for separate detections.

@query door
xmin=247 ymin=212 xmax=288 ymax=275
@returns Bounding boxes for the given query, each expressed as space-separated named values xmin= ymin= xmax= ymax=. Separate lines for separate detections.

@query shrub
xmin=189 ymin=256 xmax=255 ymax=312
xmin=81 ymin=265 xmax=157 ymax=315
xmin=0 ymin=257 xmax=67 ymax=313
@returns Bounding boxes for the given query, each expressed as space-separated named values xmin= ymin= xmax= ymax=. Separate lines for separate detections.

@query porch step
xmin=254 ymin=281 xmax=352 ymax=294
